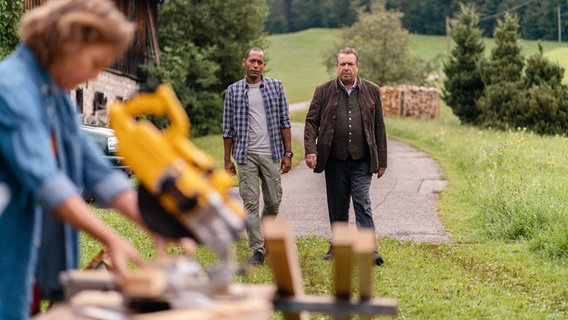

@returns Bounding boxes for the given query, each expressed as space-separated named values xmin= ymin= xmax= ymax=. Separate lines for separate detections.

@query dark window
xmin=93 ymin=92 xmax=107 ymax=113
xmin=75 ymin=88 xmax=83 ymax=114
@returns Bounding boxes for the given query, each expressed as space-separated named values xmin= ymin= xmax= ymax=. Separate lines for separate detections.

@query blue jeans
xmin=324 ymin=156 xmax=376 ymax=230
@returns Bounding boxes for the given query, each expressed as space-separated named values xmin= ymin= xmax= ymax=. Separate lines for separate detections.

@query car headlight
xmin=108 ymin=137 xmax=119 ymax=153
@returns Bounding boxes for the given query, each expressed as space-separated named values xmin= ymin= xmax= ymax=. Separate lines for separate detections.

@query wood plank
xmin=262 ymin=217 xmax=309 ymax=320
xmin=273 ymin=295 xmax=398 ymax=317
xmin=353 ymin=229 xmax=376 ymax=301
xmin=122 ymin=268 xmax=168 ymax=298
xmin=131 ymin=297 xmax=272 ymax=320
xmin=262 ymin=217 xmax=304 ymax=298
xmin=331 ymin=222 xmax=356 ymax=300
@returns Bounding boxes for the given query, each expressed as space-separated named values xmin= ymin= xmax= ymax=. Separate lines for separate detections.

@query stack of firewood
xmin=380 ymin=85 xmax=441 ymax=119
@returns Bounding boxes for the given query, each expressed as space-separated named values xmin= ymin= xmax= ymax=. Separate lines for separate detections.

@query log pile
xmin=380 ymin=85 xmax=441 ymax=119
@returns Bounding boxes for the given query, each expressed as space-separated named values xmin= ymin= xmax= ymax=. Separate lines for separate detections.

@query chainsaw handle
xmin=111 ymin=84 xmax=190 ymax=140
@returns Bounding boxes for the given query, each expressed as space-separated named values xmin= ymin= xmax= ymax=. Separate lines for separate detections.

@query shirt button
xmin=40 ymin=85 xmax=49 ymax=95
xmin=47 ymin=106 xmax=55 ymax=117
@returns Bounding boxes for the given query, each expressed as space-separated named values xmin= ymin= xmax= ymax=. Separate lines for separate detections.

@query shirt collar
xmin=338 ymin=76 xmax=358 ymax=95
xmin=244 ymin=74 xmax=264 ymax=88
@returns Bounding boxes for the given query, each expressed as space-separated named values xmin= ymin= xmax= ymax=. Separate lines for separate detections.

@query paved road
xmin=232 ymin=101 xmax=451 ymax=243
xmin=278 ymin=122 xmax=451 ymax=243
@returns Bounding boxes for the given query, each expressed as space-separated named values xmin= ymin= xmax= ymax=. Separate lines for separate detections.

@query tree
xmin=265 ymin=0 xmax=290 ymax=34
xmin=511 ymin=44 xmax=568 ymax=135
xmin=328 ymin=1 xmax=428 ymax=86
xmin=145 ymin=0 xmax=268 ymax=136
xmin=0 ymin=0 xmax=24 ymax=59
xmin=478 ymin=12 xmax=524 ymax=130
xmin=442 ymin=4 xmax=486 ymax=124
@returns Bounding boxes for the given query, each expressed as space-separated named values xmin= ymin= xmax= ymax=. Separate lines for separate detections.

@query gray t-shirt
xmin=247 ymin=82 xmax=271 ymax=155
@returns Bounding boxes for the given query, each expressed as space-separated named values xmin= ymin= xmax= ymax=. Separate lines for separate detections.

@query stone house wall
xmin=72 ymin=70 xmax=139 ymax=127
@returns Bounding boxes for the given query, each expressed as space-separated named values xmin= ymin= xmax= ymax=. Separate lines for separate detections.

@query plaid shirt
xmin=223 ymin=76 xmax=291 ymax=164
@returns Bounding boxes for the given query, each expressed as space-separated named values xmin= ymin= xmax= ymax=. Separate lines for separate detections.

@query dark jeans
xmin=324 ymin=156 xmax=376 ymax=230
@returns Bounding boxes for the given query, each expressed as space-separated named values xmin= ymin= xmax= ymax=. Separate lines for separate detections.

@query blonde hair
xmin=20 ymin=0 xmax=135 ymax=69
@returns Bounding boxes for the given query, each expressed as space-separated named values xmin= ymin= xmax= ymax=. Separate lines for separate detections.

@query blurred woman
xmin=0 ymin=0 xmax=149 ymax=317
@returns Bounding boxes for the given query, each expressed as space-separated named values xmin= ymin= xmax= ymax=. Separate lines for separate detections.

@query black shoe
xmin=374 ymin=252 xmax=384 ymax=266
xmin=248 ymin=250 xmax=265 ymax=265
xmin=323 ymin=247 xmax=333 ymax=260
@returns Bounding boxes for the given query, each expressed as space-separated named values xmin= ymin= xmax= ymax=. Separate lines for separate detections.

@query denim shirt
xmin=222 ymin=76 xmax=291 ymax=164
xmin=0 ymin=45 xmax=133 ymax=319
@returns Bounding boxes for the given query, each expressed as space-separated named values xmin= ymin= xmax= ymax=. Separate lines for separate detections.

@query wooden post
xmin=264 ymin=218 xmax=398 ymax=319
xmin=331 ymin=223 xmax=356 ymax=320
xmin=263 ymin=217 xmax=309 ymax=320
xmin=354 ymin=229 xmax=376 ymax=301
xmin=331 ymin=223 xmax=356 ymax=301
xmin=354 ymin=229 xmax=376 ymax=320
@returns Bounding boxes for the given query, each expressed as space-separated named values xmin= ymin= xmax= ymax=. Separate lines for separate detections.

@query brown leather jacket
xmin=304 ymin=77 xmax=387 ymax=173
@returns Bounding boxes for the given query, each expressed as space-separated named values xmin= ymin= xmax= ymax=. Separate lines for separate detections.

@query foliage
xmin=511 ymin=46 xmax=568 ymax=135
xmin=388 ymin=0 xmax=568 ymax=41
xmin=0 ymin=0 xmax=24 ymax=59
xmin=328 ymin=1 xmax=429 ymax=86
xmin=477 ymin=12 xmax=524 ymax=131
xmin=144 ymin=0 xmax=268 ymax=137
xmin=472 ymin=13 xmax=568 ymax=136
xmin=442 ymin=3 xmax=485 ymax=124
xmin=265 ymin=0 xmax=568 ymax=41
xmin=265 ymin=0 xmax=372 ymax=34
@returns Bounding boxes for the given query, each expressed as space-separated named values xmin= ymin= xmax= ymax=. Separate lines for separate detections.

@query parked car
xmin=80 ymin=124 xmax=130 ymax=173
xmin=80 ymin=124 xmax=131 ymax=202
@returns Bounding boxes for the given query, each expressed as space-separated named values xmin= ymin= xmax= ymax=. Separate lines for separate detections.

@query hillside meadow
xmin=79 ymin=29 xmax=568 ymax=318
xmin=265 ymin=28 xmax=568 ymax=103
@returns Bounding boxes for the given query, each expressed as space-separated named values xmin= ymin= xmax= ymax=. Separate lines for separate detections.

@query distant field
xmin=265 ymin=28 xmax=338 ymax=104
xmin=266 ymin=28 xmax=568 ymax=103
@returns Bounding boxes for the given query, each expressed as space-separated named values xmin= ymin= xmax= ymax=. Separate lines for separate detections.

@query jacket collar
xmin=16 ymin=44 xmax=60 ymax=96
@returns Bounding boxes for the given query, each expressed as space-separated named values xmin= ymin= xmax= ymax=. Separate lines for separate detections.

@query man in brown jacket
xmin=304 ymin=47 xmax=387 ymax=266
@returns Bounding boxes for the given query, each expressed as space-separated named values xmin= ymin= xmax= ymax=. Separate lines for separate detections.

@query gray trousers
xmin=237 ymin=153 xmax=282 ymax=254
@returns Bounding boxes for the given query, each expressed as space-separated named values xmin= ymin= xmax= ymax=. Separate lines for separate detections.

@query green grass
xmin=80 ymin=29 xmax=568 ymax=318
xmin=265 ymin=28 xmax=339 ymax=103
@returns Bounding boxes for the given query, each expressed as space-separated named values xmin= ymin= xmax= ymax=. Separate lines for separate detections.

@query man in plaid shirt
xmin=223 ymin=47 xmax=292 ymax=265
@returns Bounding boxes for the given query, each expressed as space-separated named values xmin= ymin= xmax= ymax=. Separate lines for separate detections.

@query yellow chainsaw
xmin=108 ymin=83 xmax=244 ymax=279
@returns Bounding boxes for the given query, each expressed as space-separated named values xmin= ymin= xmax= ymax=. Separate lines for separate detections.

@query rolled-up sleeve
xmin=36 ymin=173 xmax=78 ymax=214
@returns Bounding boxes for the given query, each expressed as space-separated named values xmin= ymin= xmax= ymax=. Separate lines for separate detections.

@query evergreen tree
xmin=442 ymin=4 xmax=485 ymax=124
xmin=478 ymin=12 xmax=524 ymax=130
xmin=514 ymin=44 xmax=568 ymax=135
